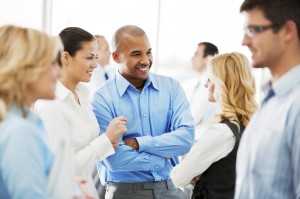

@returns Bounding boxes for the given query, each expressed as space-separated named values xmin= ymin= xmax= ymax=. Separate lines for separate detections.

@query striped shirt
xmin=235 ymin=65 xmax=300 ymax=199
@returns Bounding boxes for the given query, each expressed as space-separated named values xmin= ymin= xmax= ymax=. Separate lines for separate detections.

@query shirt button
xmin=143 ymin=113 xmax=147 ymax=117
xmin=155 ymin=165 xmax=159 ymax=169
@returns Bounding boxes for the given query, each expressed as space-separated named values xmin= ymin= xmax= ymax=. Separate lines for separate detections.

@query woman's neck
xmin=59 ymin=77 xmax=80 ymax=105
xmin=60 ymin=76 xmax=78 ymax=93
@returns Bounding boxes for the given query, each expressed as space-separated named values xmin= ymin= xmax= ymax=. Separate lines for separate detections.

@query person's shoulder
xmin=291 ymin=83 xmax=300 ymax=97
xmin=34 ymin=99 xmax=62 ymax=115
xmin=286 ymin=84 xmax=300 ymax=115
xmin=95 ymin=77 xmax=116 ymax=94
xmin=0 ymin=112 xmax=42 ymax=141
xmin=151 ymin=73 xmax=177 ymax=81
xmin=150 ymin=73 xmax=180 ymax=87
xmin=91 ymin=78 xmax=117 ymax=104
xmin=204 ymin=123 xmax=233 ymax=138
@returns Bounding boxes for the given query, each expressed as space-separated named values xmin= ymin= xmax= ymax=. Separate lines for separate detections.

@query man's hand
xmin=123 ymin=138 xmax=139 ymax=150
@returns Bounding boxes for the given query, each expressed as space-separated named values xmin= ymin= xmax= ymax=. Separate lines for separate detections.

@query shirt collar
xmin=56 ymin=81 xmax=71 ymax=101
xmin=262 ymin=64 xmax=300 ymax=101
xmin=115 ymin=72 xmax=159 ymax=97
xmin=56 ymin=81 xmax=89 ymax=101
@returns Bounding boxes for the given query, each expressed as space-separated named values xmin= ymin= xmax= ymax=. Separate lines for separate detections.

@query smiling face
xmin=241 ymin=7 xmax=283 ymax=69
xmin=112 ymin=34 xmax=152 ymax=88
xmin=65 ymin=40 xmax=98 ymax=83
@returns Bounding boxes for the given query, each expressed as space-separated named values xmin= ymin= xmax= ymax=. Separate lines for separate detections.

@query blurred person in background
xmin=181 ymin=42 xmax=220 ymax=198
xmin=0 ymin=25 xmax=63 ymax=199
xmin=183 ymin=42 xmax=220 ymax=140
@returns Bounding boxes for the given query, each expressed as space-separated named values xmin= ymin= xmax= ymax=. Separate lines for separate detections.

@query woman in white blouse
xmin=171 ymin=52 xmax=258 ymax=199
xmin=34 ymin=27 xmax=127 ymax=198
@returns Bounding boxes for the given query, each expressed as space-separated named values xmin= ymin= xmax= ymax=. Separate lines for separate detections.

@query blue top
xmin=0 ymin=107 xmax=53 ymax=199
xmin=91 ymin=72 xmax=194 ymax=183
xmin=235 ymin=65 xmax=300 ymax=199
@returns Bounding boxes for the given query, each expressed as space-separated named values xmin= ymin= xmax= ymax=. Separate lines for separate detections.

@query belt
xmin=107 ymin=179 xmax=174 ymax=191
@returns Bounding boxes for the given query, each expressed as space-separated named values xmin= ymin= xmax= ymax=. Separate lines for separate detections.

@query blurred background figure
xmin=181 ymin=42 xmax=220 ymax=199
xmin=0 ymin=25 xmax=63 ymax=198
xmin=182 ymin=42 xmax=220 ymax=140
xmin=85 ymin=35 xmax=117 ymax=96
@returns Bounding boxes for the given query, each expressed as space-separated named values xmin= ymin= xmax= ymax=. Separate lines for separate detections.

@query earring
xmin=65 ymin=61 xmax=69 ymax=65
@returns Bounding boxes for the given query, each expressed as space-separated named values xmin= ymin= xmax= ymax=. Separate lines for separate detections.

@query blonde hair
xmin=208 ymin=52 xmax=258 ymax=131
xmin=0 ymin=25 xmax=61 ymax=121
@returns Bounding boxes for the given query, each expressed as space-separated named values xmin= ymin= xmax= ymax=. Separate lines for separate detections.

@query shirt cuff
xmin=136 ymin=135 xmax=153 ymax=152
xmin=90 ymin=134 xmax=115 ymax=161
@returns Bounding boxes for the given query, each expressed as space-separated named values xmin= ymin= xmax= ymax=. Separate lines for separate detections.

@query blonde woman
xmin=171 ymin=52 xmax=258 ymax=199
xmin=34 ymin=27 xmax=127 ymax=198
xmin=0 ymin=25 xmax=61 ymax=198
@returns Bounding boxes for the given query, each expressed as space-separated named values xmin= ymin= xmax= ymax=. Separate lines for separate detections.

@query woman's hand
xmin=191 ymin=175 xmax=201 ymax=186
xmin=105 ymin=116 xmax=127 ymax=148
xmin=73 ymin=177 xmax=98 ymax=199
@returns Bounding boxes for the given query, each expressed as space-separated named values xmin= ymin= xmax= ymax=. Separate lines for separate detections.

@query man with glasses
xmin=235 ymin=0 xmax=300 ymax=199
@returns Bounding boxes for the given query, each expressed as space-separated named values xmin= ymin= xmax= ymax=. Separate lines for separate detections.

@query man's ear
xmin=282 ymin=20 xmax=298 ymax=42
xmin=112 ymin=51 xmax=120 ymax=63
xmin=62 ymin=51 xmax=70 ymax=65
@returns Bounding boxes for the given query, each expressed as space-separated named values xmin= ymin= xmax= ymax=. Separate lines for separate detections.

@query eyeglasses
xmin=244 ymin=24 xmax=280 ymax=37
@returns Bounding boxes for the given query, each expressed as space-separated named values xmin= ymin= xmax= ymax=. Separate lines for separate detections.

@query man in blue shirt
xmin=235 ymin=0 xmax=300 ymax=198
xmin=91 ymin=25 xmax=194 ymax=199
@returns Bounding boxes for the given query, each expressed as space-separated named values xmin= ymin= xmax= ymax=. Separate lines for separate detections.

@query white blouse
xmin=171 ymin=123 xmax=235 ymax=189
xmin=34 ymin=81 xmax=114 ymax=198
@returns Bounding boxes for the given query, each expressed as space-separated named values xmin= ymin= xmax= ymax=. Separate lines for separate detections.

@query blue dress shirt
xmin=235 ymin=65 xmax=300 ymax=199
xmin=91 ymin=72 xmax=194 ymax=183
xmin=0 ymin=107 xmax=53 ymax=199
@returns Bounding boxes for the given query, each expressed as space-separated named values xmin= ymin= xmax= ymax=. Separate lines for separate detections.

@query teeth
xmin=139 ymin=68 xmax=147 ymax=71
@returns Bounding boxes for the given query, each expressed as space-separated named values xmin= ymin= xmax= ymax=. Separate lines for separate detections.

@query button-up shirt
xmin=34 ymin=81 xmax=114 ymax=197
xmin=235 ymin=65 xmax=300 ymax=199
xmin=91 ymin=72 xmax=194 ymax=183
xmin=0 ymin=108 xmax=53 ymax=199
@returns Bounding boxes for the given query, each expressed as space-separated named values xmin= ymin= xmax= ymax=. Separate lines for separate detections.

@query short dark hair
xmin=59 ymin=27 xmax=95 ymax=56
xmin=198 ymin=42 xmax=219 ymax=57
xmin=240 ymin=0 xmax=300 ymax=39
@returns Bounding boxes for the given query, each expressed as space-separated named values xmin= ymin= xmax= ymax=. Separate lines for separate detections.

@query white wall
xmin=0 ymin=0 xmax=267 ymax=101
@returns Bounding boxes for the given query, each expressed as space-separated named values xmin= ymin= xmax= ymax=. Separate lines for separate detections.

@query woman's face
xmin=205 ymin=78 xmax=216 ymax=102
xmin=66 ymin=40 xmax=98 ymax=83
xmin=26 ymin=59 xmax=60 ymax=103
